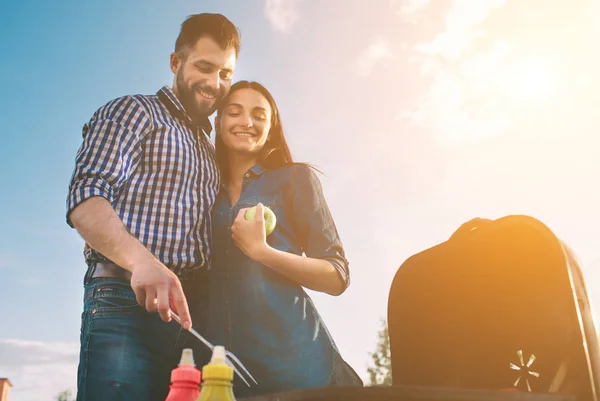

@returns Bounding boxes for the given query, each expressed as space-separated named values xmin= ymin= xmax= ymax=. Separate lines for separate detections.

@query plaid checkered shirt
xmin=66 ymin=86 xmax=220 ymax=275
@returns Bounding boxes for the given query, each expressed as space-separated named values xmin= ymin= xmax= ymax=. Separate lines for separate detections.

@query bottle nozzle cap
xmin=210 ymin=345 xmax=227 ymax=365
xmin=202 ymin=345 xmax=233 ymax=380
xmin=179 ymin=348 xmax=196 ymax=367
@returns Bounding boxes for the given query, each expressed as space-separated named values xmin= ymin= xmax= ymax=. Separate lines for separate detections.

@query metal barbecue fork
xmin=170 ymin=310 xmax=258 ymax=387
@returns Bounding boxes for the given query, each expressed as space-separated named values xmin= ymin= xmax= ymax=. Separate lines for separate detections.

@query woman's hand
xmin=232 ymin=202 xmax=345 ymax=295
xmin=232 ymin=203 xmax=270 ymax=261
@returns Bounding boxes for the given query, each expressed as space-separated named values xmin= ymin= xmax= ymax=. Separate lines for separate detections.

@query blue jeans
xmin=76 ymin=277 xmax=211 ymax=401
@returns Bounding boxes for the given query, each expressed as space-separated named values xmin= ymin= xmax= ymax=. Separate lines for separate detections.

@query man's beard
xmin=176 ymin=72 xmax=221 ymax=121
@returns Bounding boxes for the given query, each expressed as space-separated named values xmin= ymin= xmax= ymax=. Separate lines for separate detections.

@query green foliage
xmin=367 ymin=318 xmax=392 ymax=386
xmin=55 ymin=389 xmax=73 ymax=401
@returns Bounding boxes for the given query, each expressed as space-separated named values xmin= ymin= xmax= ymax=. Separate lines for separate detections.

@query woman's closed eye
xmin=226 ymin=112 xmax=265 ymax=122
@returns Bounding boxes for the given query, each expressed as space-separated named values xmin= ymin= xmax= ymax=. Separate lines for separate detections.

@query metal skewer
xmin=170 ymin=310 xmax=258 ymax=387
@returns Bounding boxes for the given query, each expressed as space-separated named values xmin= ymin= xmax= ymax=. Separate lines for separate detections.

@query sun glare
xmin=434 ymin=56 xmax=559 ymax=143
xmin=506 ymin=59 xmax=556 ymax=100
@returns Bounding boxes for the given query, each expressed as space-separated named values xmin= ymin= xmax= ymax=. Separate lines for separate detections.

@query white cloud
xmin=397 ymin=0 xmax=517 ymax=143
xmin=390 ymin=0 xmax=434 ymax=17
xmin=356 ymin=36 xmax=394 ymax=77
xmin=400 ymin=41 xmax=514 ymax=142
xmin=264 ymin=0 xmax=302 ymax=34
xmin=414 ymin=0 xmax=506 ymax=60
xmin=0 ymin=338 xmax=78 ymax=401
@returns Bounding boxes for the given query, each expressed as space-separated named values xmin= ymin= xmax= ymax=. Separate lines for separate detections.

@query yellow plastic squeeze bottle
xmin=196 ymin=346 xmax=236 ymax=401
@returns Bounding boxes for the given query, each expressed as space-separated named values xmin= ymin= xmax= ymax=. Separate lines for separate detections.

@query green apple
xmin=245 ymin=205 xmax=277 ymax=236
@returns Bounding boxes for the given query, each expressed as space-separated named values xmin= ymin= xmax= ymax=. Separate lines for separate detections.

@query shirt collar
xmin=221 ymin=164 xmax=267 ymax=189
xmin=248 ymin=164 xmax=267 ymax=176
xmin=157 ymin=85 xmax=212 ymax=135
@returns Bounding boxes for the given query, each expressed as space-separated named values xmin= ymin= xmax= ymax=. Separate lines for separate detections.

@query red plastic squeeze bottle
xmin=164 ymin=348 xmax=202 ymax=401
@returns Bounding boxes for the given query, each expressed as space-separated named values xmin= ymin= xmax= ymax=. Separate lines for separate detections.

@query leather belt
xmin=91 ymin=261 xmax=132 ymax=280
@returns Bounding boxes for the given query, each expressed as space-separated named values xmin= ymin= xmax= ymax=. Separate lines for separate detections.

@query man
xmin=66 ymin=13 xmax=240 ymax=401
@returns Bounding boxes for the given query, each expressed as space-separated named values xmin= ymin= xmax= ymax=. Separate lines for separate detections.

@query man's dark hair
xmin=175 ymin=13 xmax=241 ymax=59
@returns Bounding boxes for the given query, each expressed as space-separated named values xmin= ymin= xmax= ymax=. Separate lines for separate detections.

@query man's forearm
xmin=69 ymin=196 xmax=153 ymax=272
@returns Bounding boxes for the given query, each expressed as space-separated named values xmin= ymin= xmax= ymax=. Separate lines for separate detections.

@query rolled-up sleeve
xmin=291 ymin=164 xmax=350 ymax=290
xmin=66 ymin=96 xmax=151 ymax=227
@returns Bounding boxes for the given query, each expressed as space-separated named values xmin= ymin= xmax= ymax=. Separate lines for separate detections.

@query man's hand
xmin=130 ymin=257 xmax=192 ymax=329
xmin=70 ymin=197 xmax=192 ymax=328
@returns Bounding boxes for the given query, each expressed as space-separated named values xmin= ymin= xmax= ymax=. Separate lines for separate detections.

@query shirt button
xmin=245 ymin=173 xmax=250 ymax=178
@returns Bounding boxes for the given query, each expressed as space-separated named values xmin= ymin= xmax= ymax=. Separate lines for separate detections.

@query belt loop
xmin=83 ymin=261 xmax=98 ymax=286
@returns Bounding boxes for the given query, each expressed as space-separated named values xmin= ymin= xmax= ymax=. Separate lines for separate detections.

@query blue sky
xmin=1 ymin=0 xmax=599 ymax=399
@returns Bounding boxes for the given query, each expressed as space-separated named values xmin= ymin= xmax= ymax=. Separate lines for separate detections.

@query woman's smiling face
xmin=218 ymin=88 xmax=272 ymax=159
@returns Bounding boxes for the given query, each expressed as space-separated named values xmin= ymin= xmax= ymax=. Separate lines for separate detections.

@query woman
xmin=207 ymin=80 xmax=362 ymax=397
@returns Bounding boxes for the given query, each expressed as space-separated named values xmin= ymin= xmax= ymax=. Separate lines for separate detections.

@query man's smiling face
xmin=171 ymin=36 xmax=237 ymax=120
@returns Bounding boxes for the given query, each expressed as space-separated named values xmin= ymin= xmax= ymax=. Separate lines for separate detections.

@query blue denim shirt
xmin=207 ymin=163 xmax=354 ymax=397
